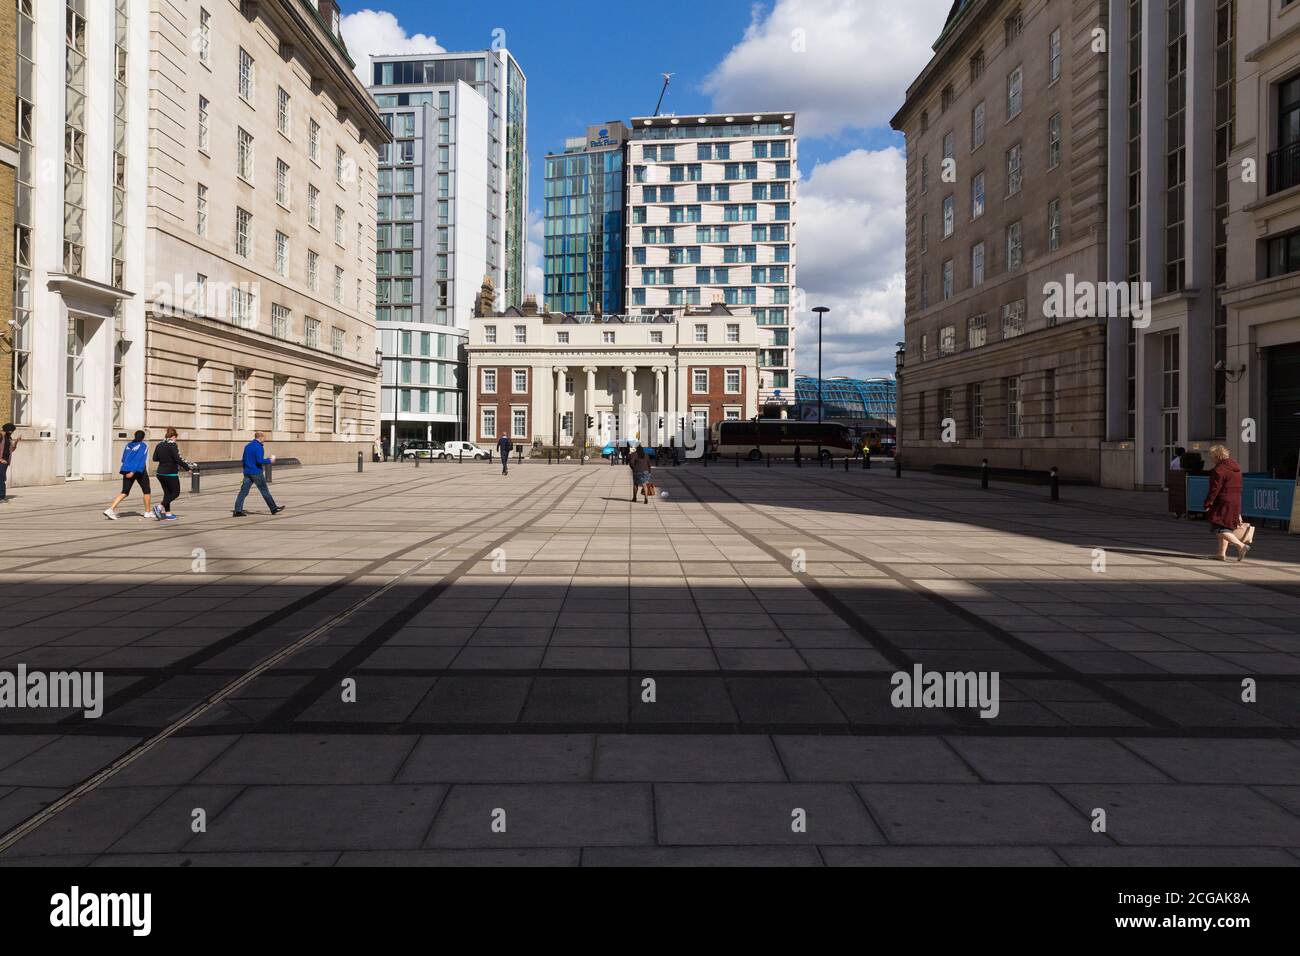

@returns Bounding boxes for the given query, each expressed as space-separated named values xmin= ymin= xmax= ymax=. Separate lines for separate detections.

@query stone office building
xmin=466 ymin=279 xmax=759 ymax=451
xmin=891 ymin=0 xmax=1110 ymax=481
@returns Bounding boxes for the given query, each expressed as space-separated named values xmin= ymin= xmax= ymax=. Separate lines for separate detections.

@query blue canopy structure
xmin=795 ymin=376 xmax=897 ymax=426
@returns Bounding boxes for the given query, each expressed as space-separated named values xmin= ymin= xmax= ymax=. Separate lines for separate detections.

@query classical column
xmin=583 ymin=366 xmax=598 ymax=447
xmin=553 ymin=366 xmax=568 ymax=447
xmin=653 ymin=366 xmax=667 ymax=446
xmin=622 ymin=366 xmax=638 ymax=441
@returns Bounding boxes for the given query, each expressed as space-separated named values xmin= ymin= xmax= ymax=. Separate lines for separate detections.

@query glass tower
xmin=544 ymin=122 xmax=627 ymax=315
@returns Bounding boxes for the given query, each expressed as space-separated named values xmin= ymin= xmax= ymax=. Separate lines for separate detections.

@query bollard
xmin=357 ymin=451 xmax=363 ymax=473
xmin=766 ymin=454 xmax=771 ymax=468
xmin=415 ymin=452 xmax=420 ymax=468
xmin=735 ymin=453 xmax=739 ymax=468
xmin=191 ymin=470 xmax=201 ymax=494
xmin=981 ymin=458 xmax=989 ymax=490
xmin=517 ymin=446 xmax=523 ymax=464
xmin=1050 ymin=466 xmax=1060 ymax=501
xmin=265 ymin=461 xmax=273 ymax=484
xmin=895 ymin=455 xmax=901 ymax=478
xmin=548 ymin=451 xmax=551 ymax=465
xmin=460 ymin=450 xmax=464 ymax=464
xmin=844 ymin=455 xmax=849 ymax=472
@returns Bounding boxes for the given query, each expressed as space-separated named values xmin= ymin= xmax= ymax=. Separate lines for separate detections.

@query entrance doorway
xmin=65 ymin=318 xmax=86 ymax=479
xmin=1266 ymin=342 xmax=1300 ymax=478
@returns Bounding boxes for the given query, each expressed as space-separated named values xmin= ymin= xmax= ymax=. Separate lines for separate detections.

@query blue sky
xmin=342 ymin=0 xmax=952 ymax=378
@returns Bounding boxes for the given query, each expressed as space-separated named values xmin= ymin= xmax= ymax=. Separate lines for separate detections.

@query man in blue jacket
xmin=232 ymin=431 xmax=284 ymax=517
xmin=496 ymin=433 xmax=512 ymax=475
xmin=103 ymin=430 xmax=155 ymax=520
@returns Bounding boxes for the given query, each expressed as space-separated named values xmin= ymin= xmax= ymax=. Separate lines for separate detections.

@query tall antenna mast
xmin=653 ymin=73 xmax=674 ymax=116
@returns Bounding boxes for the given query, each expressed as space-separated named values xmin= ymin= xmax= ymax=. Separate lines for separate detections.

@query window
xmin=920 ymin=213 xmax=928 ymax=254
xmin=726 ymin=323 xmax=739 ymax=343
xmin=939 ymin=325 xmax=956 ymax=357
xmin=1007 ymin=65 xmax=1023 ymax=119
xmin=920 ymin=154 xmax=928 ymax=193
xmin=237 ymin=128 xmax=253 ymax=182
xmin=230 ymin=287 xmax=255 ymax=328
xmin=514 ymin=325 xmax=527 ymax=344
xmin=967 ymin=313 xmax=987 ymax=349
xmin=942 ymin=195 xmax=955 ymax=238
xmin=1006 ymin=143 xmax=1022 ymax=195
xmin=942 ymin=130 xmax=955 ymax=165
xmin=333 ymin=267 xmax=343 ymax=305
xmin=335 ymin=206 xmax=345 ymax=245
xmin=695 ymin=324 xmax=708 ymax=343
xmin=725 ymin=368 xmax=741 ymax=393
xmin=692 ymin=369 xmax=708 ymax=393
xmin=485 ymin=325 xmax=497 ymax=344
xmin=1047 ymin=198 xmax=1062 ymax=252
xmin=942 ymin=259 xmax=954 ymax=300
xmin=198 ymin=96 xmax=210 ymax=153
xmin=1266 ymin=228 xmax=1300 ymax=277
xmin=232 ymin=369 xmax=249 ymax=429
xmin=271 ymin=304 xmax=289 ymax=343
xmin=482 ymin=406 xmax=497 ymax=438
xmin=307 ymin=250 xmax=319 ymax=291
xmin=336 ymin=146 xmax=346 ymax=185
xmin=1047 ymin=113 xmax=1062 ymax=169
xmin=274 ymin=231 xmax=288 ymax=276
xmin=1001 ymin=299 xmax=1026 ymax=339
xmin=309 ymin=119 xmax=320 ymax=163
xmin=941 ymin=85 xmax=954 ymax=112
xmin=1005 ymin=221 xmax=1023 ymax=270
xmin=1006 ymin=376 xmax=1022 ymax=437
xmin=308 ymin=185 xmax=319 ymax=228
xmin=276 ymin=159 xmax=290 ymax=206
xmin=305 ymin=318 xmax=320 ymax=349
xmin=196 ymin=184 xmax=207 ymax=237
xmin=972 ymin=100 xmax=985 ymax=149
xmin=277 ymin=86 xmax=290 ymax=135
xmin=1005 ymin=9 xmax=1023 ymax=44
xmin=968 ymin=382 xmax=984 ymax=437
xmin=238 ymin=47 xmax=254 ymax=102
xmin=272 ymin=376 xmax=286 ymax=430
xmin=971 ymin=242 xmax=985 ymax=286
xmin=1048 ymin=28 xmax=1062 ymax=84
xmin=235 ymin=207 xmax=251 ymax=258
xmin=602 ymin=330 xmax=615 ymax=344
xmin=970 ymin=50 xmax=985 ymax=81
xmin=1043 ymin=368 xmax=1057 ymax=437
xmin=198 ymin=8 xmax=211 ymax=65
xmin=650 ymin=330 xmax=663 ymax=344
xmin=971 ymin=172 xmax=985 ymax=219
xmin=331 ymin=327 xmax=344 ymax=357
xmin=920 ymin=269 xmax=929 ymax=310
xmin=556 ymin=331 xmax=569 ymax=344
xmin=512 ymin=407 xmax=527 ymax=438
xmin=513 ymin=369 xmax=527 ymax=392
xmin=482 ymin=368 xmax=497 ymax=392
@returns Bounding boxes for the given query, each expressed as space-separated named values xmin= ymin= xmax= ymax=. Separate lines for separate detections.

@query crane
xmin=653 ymin=73 xmax=674 ymax=116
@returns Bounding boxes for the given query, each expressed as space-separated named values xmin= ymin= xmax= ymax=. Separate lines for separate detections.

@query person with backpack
xmin=103 ymin=431 xmax=155 ymax=520
xmin=152 ymin=427 xmax=195 ymax=520
xmin=497 ymin=432 xmax=512 ymax=476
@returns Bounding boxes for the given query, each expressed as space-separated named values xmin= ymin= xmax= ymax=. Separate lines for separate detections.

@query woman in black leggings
xmin=152 ymin=427 xmax=195 ymax=520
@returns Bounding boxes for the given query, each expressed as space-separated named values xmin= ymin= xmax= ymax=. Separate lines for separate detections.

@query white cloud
xmin=339 ymin=9 xmax=443 ymax=84
xmin=703 ymin=0 xmax=951 ymax=137
xmin=794 ymin=148 xmax=906 ymax=378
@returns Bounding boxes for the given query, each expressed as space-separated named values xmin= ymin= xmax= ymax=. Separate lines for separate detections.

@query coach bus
xmin=711 ymin=419 xmax=859 ymax=461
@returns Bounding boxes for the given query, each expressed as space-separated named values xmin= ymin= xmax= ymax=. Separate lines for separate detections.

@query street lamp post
xmin=812 ymin=306 xmax=829 ymax=461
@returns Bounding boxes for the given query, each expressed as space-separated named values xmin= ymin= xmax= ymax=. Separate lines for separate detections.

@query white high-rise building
xmin=368 ymin=51 xmax=528 ymax=448
xmin=625 ymin=112 xmax=796 ymax=416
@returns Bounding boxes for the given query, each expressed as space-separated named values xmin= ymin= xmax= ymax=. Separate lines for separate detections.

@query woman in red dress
xmin=1203 ymin=444 xmax=1249 ymax=561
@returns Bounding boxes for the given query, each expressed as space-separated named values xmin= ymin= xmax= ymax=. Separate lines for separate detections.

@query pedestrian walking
xmin=0 ymin=423 xmax=20 ymax=503
xmin=152 ymin=427 xmax=195 ymax=520
xmin=497 ymin=432 xmax=512 ymax=475
xmin=232 ymin=431 xmax=283 ymax=517
xmin=629 ymin=444 xmax=653 ymax=504
xmin=1204 ymin=444 xmax=1248 ymax=561
xmin=103 ymin=430 xmax=155 ymax=520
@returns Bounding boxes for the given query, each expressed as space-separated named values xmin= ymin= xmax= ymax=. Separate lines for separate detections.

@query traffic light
xmin=585 ymin=415 xmax=594 ymax=429
xmin=657 ymin=417 xmax=664 ymax=429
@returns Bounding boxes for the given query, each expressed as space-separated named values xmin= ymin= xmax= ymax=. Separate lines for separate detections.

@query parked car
xmin=443 ymin=440 xmax=490 ymax=460
xmin=400 ymin=440 xmax=446 ymax=460
xmin=600 ymin=441 xmax=656 ymax=459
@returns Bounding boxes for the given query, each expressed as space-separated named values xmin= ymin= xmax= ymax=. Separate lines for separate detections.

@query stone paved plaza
xmin=0 ymin=459 xmax=1298 ymax=866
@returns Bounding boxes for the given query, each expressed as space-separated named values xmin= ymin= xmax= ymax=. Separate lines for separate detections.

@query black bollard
xmin=844 ymin=455 xmax=849 ymax=472
xmin=1050 ymin=466 xmax=1060 ymax=501
xmin=265 ymin=461 xmax=273 ymax=484
xmin=766 ymin=454 xmax=771 ymax=468
xmin=460 ymin=450 xmax=464 ymax=464
xmin=191 ymin=470 xmax=201 ymax=494
xmin=357 ymin=451 xmax=363 ymax=473
xmin=981 ymin=458 xmax=989 ymax=490
xmin=415 ymin=451 xmax=420 ymax=468
xmin=517 ymin=446 xmax=523 ymax=464
xmin=895 ymin=455 xmax=901 ymax=478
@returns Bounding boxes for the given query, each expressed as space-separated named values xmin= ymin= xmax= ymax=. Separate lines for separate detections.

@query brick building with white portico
xmin=466 ymin=278 xmax=759 ymax=453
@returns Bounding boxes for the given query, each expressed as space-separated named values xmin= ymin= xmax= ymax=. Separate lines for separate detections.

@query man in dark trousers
xmin=0 ymin=423 xmax=19 ymax=503
xmin=232 ymin=431 xmax=284 ymax=516
xmin=497 ymin=432 xmax=512 ymax=476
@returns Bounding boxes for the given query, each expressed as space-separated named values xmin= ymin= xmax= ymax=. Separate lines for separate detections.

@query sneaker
xmin=102 ymin=509 xmax=118 ymax=520
xmin=232 ymin=511 xmax=247 ymax=517
xmin=271 ymin=505 xmax=286 ymax=515
xmin=152 ymin=504 xmax=164 ymax=519
xmin=163 ymin=514 xmax=179 ymax=520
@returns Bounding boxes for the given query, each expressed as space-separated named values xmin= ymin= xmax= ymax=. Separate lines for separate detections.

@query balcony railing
xmin=1268 ymin=141 xmax=1300 ymax=194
